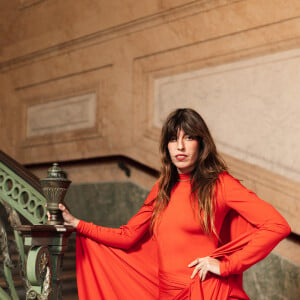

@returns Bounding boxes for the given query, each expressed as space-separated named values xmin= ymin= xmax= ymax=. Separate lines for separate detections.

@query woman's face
xmin=167 ymin=128 xmax=199 ymax=174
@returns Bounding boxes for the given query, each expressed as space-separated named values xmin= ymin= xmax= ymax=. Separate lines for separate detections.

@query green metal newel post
xmin=19 ymin=225 xmax=74 ymax=300
xmin=16 ymin=163 xmax=74 ymax=300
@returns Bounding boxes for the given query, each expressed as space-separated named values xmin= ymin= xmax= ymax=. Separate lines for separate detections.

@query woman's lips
xmin=175 ymin=155 xmax=187 ymax=161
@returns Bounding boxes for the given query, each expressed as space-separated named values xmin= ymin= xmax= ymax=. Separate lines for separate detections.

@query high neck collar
xmin=178 ymin=173 xmax=191 ymax=182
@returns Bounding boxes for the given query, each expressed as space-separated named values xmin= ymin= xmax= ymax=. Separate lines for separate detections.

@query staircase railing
xmin=0 ymin=150 xmax=74 ymax=300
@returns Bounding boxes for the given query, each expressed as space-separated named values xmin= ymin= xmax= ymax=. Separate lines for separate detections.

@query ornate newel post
xmin=16 ymin=163 xmax=75 ymax=300
xmin=41 ymin=163 xmax=71 ymax=226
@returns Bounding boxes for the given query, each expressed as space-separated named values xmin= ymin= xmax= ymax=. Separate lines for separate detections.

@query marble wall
xmin=2 ymin=0 xmax=300 ymax=170
xmin=26 ymin=92 xmax=97 ymax=137
xmin=153 ymin=48 xmax=300 ymax=183
xmin=1 ymin=0 xmax=300 ymax=282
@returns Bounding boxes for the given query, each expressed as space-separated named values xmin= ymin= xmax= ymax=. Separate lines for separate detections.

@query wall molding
xmin=26 ymin=92 xmax=97 ymax=138
xmin=152 ymin=47 xmax=300 ymax=182
xmin=21 ymin=88 xmax=102 ymax=148
xmin=224 ymin=153 xmax=300 ymax=235
xmin=0 ymin=0 xmax=258 ymax=72
xmin=14 ymin=63 xmax=113 ymax=91
xmin=132 ymin=30 xmax=300 ymax=160
xmin=16 ymin=63 xmax=113 ymax=165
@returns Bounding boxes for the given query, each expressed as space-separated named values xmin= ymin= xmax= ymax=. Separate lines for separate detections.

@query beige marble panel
xmin=15 ymin=64 xmax=113 ymax=164
xmin=154 ymin=47 xmax=300 ymax=183
xmin=27 ymin=92 xmax=96 ymax=137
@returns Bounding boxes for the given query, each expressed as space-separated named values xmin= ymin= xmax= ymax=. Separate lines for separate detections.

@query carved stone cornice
xmin=0 ymin=0 xmax=243 ymax=72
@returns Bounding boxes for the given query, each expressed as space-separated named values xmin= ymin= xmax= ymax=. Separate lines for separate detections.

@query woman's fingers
xmin=45 ymin=202 xmax=79 ymax=228
xmin=190 ymin=263 xmax=200 ymax=279
xmin=45 ymin=203 xmax=69 ymax=220
xmin=190 ymin=258 xmax=205 ymax=279
xmin=188 ymin=258 xmax=199 ymax=267
xmin=59 ymin=203 xmax=67 ymax=211
xmin=188 ymin=256 xmax=220 ymax=281
xmin=45 ymin=204 xmax=50 ymax=220
xmin=199 ymin=267 xmax=208 ymax=281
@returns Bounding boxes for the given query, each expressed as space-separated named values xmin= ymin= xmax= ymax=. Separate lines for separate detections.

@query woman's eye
xmin=169 ymin=137 xmax=177 ymax=142
xmin=185 ymin=136 xmax=194 ymax=140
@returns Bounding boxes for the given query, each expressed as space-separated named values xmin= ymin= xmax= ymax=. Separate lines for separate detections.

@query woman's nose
xmin=177 ymin=138 xmax=184 ymax=150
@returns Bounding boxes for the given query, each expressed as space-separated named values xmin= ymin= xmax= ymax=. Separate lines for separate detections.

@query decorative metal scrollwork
xmin=26 ymin=265 xmax=51 ymax=300
xmin=26 ymin=289 xmax=40 ymax=300
xmin=0 ymin=218 xmax=14 ymax=270
xmin=2 ymin=200 xmax=30 ymax=292
xmin=0 ymin=207 xmax=20 ymax=299
xmin=26 ymin=246 xmax=52 ymax=300
xmin=27 ymin=246 xmax=51 ymax=286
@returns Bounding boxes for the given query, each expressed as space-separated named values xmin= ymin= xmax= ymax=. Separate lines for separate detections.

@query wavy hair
xmin=150 ymin=108 xmax=227 ymax=237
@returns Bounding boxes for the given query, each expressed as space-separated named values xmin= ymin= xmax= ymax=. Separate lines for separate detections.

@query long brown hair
xmin=150 ymin=108 xmax=227 ymax=237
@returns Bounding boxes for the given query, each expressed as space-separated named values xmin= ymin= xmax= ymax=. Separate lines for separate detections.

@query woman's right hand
xmin=46 ymin=203 xmax=80 ymax=228
xmin=58 ymin=203 xmax=80 ymax=228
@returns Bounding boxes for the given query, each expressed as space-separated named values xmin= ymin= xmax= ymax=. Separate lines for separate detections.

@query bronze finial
xmin=40 ymin=163 xmax=71 ymax=225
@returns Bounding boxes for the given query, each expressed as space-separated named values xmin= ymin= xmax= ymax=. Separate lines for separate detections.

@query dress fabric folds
xmin=76 ymin=232 xmax=159 ymax=299
xmin=75 ymin=172 xmax=291 ymax=299
xmin=76 ymin=212 xmax=253 ymax=300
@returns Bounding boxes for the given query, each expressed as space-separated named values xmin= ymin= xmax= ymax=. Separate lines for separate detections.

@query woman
xmin=58 ymin=108 xmax=291 ymax=299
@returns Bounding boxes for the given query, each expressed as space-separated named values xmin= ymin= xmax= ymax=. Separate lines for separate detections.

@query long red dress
xmin=75 ymin=172 xmax=291 ymax=299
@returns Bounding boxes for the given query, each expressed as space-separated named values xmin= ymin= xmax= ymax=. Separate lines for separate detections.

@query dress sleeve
xmin=76 ymin=182 xmax=158 ymax=250
xmin=219 ymin=173 xmax=291 ymax=276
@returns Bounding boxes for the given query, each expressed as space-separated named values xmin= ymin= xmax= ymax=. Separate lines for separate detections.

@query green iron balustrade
xmin=0 ymin=151 xmax=74 ymax=300
xmin=0 ymin=159 xmax=47 ymax=225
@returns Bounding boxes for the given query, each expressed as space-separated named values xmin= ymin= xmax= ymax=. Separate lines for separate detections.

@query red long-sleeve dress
xmin=75 ymin=172 xmax=291 ymax=299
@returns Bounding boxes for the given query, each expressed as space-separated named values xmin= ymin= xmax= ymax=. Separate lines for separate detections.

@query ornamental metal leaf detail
xmin=42 ymin=187 xmax=67 ymax=204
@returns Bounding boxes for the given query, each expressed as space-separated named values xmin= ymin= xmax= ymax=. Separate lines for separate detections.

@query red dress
xmin=75 ymin=172 xmax=291 ymax=299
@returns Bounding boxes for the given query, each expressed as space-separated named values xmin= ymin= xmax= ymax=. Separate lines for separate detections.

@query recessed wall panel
xmin=27 ymin=92 xmax=96 ymax=137
xmin=154 ymin=48 xmax=300 ymax=182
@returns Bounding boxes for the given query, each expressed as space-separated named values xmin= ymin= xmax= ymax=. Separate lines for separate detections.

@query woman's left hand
xmin=188 ymin=256 xmax=220 ymax=281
